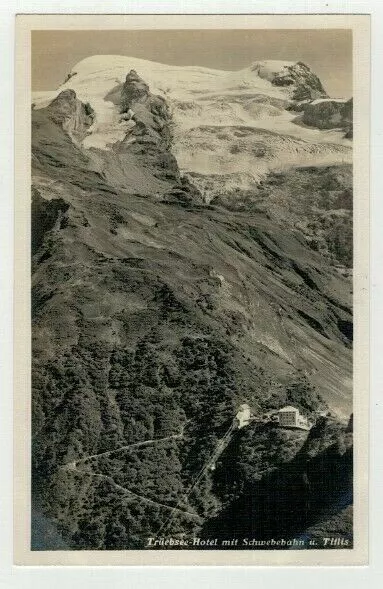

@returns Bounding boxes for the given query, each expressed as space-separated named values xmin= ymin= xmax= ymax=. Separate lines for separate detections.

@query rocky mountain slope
xmin=31 ymin=56 xmax=353 ymax=550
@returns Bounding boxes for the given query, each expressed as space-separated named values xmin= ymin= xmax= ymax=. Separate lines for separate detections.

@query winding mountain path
xmin=75 ymin=469 xmax=202 ymax=521
xmin=59 ymin=426 xmax=204 ymax=521
xmin=60 ymin=421 xmax=239 ymax=524
xmin=61 ymin=430 xmax=184 ymax=471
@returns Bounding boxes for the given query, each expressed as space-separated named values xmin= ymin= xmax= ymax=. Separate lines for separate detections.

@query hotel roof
xmin=279 ymin=406 xmax=299 ymax=413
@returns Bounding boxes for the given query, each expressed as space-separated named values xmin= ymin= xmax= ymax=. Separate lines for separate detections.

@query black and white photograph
xmin=12 ymin=13 xmax=370 ymax=566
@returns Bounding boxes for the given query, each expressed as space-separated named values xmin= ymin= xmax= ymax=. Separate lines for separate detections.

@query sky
xmin=32 ymin=29 xmax=352 ymax=98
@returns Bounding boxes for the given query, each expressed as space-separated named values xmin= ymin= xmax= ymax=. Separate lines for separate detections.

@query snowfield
xmin=32 ymin=55 xmax=352 ymax=195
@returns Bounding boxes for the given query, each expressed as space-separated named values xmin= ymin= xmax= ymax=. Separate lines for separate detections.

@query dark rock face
xmin=302 ymin=98 xmax=353 ymax=137
xmin=262 ymin=62 xmax=353 ymax=138
xmin=32 ymin=77 xmax=201 ymax=204
xmin=342 ymin=98 xmax=353 ymax=138
xmin=120 ymin=69 xmax=173 ymax=147
xmin=109 ymin=71 xmax=203 ymax=203
xmin=250 ymin=165 xmax=353 ymax=270
xmin=121 ymin=69 xmax=150 ymax=107
xmin=45 ymin=89 xmax=95 ymax=141
xmin=32 ymin=102 xmax=114 ymax=195
xmin=252 ymin=61 xmax=328 ymax=101
xmin=31 ymin=187 xmax=70 ymax=255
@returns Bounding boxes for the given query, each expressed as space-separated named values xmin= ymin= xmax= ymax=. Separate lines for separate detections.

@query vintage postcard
xmin=14 ymin=14 xmax=370 ymax=565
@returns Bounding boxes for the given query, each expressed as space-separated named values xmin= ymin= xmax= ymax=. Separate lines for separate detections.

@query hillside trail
xmin=60 ymin=429 xmax=184 ymax=471
xmin=59 ymin=420 xmax=237 ymax=525
xmin=59 ymin=424 xmax=202 ymax=520
xmin=73 ymin=468 xmax=202 ymax=521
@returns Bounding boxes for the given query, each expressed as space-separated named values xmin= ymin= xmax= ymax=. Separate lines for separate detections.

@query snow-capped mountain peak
xmin=32 ymin=55 xmax=352 ymax=196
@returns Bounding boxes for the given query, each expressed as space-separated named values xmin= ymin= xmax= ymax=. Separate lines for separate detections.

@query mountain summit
xmin=33 ymin=55 xmax=352 ymax=198
xmin=249 ymin=60 xmax=327 ymax=100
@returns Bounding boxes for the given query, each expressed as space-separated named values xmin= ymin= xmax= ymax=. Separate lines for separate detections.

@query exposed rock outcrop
xmin=251 ymin=61 xmax=327 ymax=101
xmin=116 ymin=69 xmax=181 ymax=186
xmin=31 ymin=187 xmax=70 ymax=255
xmin=32 ymin=76 xmax=202 ymax=204
xmin=301 ymin=98 xmax=353 ymax=137
xmin=45 ymin=89 xmax=95 ymax=141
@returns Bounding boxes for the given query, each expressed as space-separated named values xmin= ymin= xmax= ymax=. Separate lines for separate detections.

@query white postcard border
xmin=13 ymin=12 xmax=370 ymax=567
